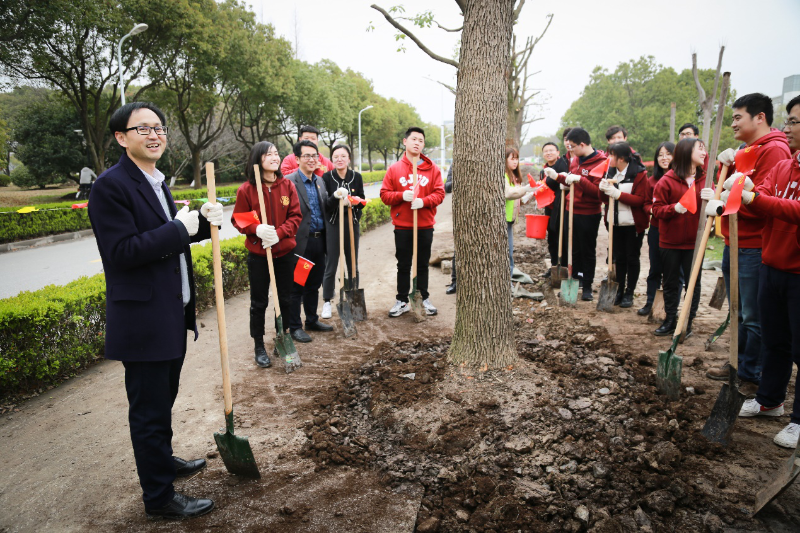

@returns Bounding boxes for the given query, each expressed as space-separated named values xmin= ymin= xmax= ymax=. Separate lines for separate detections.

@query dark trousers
xmin=451 ymin=256 xmax=457 ymax=285
xmin=290 ymin=235 xmax=325 ymax=330
xmin=247 ymin=251 xmax=295 ymax=337
xmin=547 ymin=210 xmax=565 ymax=267
xmin=756 ymin=264 xmax=800 ymax=423
xmin=614 ymin=226 xmax=644 ymax=295
xmin=395 ymin=228 xmax=434 ymax=301
xmin=661 ymin=248 xmax=701 ymax=321
xmin=645 ymin=226 xmax=663 ymax=304
xmin=123 ymin=356 xmax=185 ymax=510
xmin=563 ymin=212 xmax=601 ymax=288
xmin=722 ymin=246 xmax=763 ymax=384
xmin=322 ymin=219 xmax=360 ymax=301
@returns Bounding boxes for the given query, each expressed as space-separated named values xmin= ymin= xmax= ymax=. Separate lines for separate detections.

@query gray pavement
xmin=0 ymin=184 xmax=383 ymax=299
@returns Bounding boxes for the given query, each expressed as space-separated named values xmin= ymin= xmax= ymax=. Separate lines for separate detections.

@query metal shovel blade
xmin=701 ymin=368 xmax=746 ymax=445
xmin=656 ymin=337 xmax=683 ymax=400
xmin=754 ymin=440 xmax=800 ymax=515
xmin=274 ymin=315 xmax=302 ymax=374
xmin=561 ymin=278 xmax=580 ymax=306
xmin=704 ymin=311 xmax=731 ymax=351
xmin=708 ymin=276 xmax=727 ymax=310
xmin=648 ymin=289 xmax=666 ymax=323
xmin=346 ymin=288 xmax=367 ymax=321
xmin=213 ymin=411 xmax=260 ymax=479
xmin=550 ymin=266 xmax=568 ymax=288
xmin=337 ymin=289 xmax=357 ymax=338
xmin=597 ymin=279 xmax=618 ymax=312
xmin=409 ymin=277 xmax=425 ymax=322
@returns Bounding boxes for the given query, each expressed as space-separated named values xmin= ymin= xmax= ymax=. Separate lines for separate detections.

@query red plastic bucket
xmin=525 ymin=214 xmax=549 ymax=239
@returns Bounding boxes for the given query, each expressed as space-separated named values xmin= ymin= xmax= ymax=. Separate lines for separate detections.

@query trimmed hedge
xmin=0 ymin=201 xmax=393 ymax=397
xmin=0 ymin=175 xmax=10 ymax=187
xmin=361 ymin=171 xmax=386 ymax=184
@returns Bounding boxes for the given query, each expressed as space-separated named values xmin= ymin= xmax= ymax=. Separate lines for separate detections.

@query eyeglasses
xmin=124 ymin=125 xmax=168 ymax=136
xmin=678 ymin=131 xmax=695 ymax=138
xmin=299 ymin=154 xmax=319 ymax=161
xmin=784 ymin=119 xmax=800 ymax=128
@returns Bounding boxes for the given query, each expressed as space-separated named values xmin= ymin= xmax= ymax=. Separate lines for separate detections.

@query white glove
xmin=565 ymin=174 xmax=582 ymax=185
xmin=410 ymin=198 xmax=424 ymax=210
xmin=543 ymin=167 xmax=558 ymax=180
xmin=700 ymin=188 xmax=715 ymax=202
xmin=717 ymin=148 xmax=736 ymax=166
xmin=256 ymin=224 xmax=279 ymax=248
xmin=402 ymin=189 xmax=414 ymax=202
xmin=742 ymin=190 xmax=756 ymax=205
xmin=521 ymin=192 xmax=534 ymax=205
xmin=200 ymin=202 xmax=223 ymax=227
xmin=705 ymin=199 xmax=724 ymax=217
xmin=333 ymin=187 xmax=348 ymax=199
xmin=723 ymin=172 xmax=754 ymax=192
xmin=560 ymin=184 xmax=569 ymax=191
xmin=720 ymin=190 xmax=730 ymax=204
xmin=674 ymin=202 xmax=688 ymax=214
xmin=174 ymin=206 xmax=199 ymax=236
xmin=605 ymin=186 xmax=621 ymax=200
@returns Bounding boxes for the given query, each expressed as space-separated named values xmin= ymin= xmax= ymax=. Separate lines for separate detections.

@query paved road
xmin=0 ymin=184 xmax=384 ymax=299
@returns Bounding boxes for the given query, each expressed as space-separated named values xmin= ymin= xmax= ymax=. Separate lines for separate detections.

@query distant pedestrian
xmin=77 ymin=166 xmax=96 ymax=200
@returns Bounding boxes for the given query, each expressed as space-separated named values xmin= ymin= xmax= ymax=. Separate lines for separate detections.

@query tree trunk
xmin=367 ymin=148 xmax=374 ymax=172
xmin=449 ymin=0 xmax=516 ymax=370
xmin=191 ymin=149 xmax=202 ymax=189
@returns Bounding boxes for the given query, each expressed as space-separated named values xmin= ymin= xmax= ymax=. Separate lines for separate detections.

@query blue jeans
xmin=508 ymin=221 xmax=515 ymax=277
xmin=722 ymin=246 xmax=763 ymax=384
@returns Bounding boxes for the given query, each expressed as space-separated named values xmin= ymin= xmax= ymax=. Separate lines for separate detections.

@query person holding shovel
xmin=598 ymin=142 xmax=651 ymax=308
xmin=651 ymin=137 xmax=706 ymax=337
xmin=638 ymin=141 xmax=674 ymax=316
xmin=540 ymin=142 xmax=569 ymax=277
xmin=710 ymin=95 xmax=800 ymax=448
xmin=703 ymin=93 xmax=791 ymax=394
xmin=320 ymin=144 xmax=365 ymax=319
xmin=553 ymin=127 xmax=608 ymax=301
xmin=232 ymin=141 xmax=302 ymax=368
xmin=89 ymin=102 xmax=223 ymax=520
xmin=380 ymin=126 xmax=445 ymax=317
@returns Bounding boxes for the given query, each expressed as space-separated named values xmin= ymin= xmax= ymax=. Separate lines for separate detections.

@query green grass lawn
xmin=705 ymin=235 xmax=724 ymax=262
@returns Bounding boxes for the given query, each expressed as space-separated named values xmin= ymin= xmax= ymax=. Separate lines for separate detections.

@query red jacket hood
xmin=398 ymin=152 xmax=435 ymax=174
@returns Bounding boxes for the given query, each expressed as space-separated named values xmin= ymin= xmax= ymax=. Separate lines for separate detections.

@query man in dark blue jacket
xmin=88 ymin=102 xmax=223 ymax=520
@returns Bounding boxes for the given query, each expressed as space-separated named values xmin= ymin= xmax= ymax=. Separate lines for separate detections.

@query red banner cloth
xmin=293 ymin=255 xmax=315 ymax=286
xmin=348 ymin=195 xmax=367 ymax=206
xmin=71 ymin=202 xmax=88 ymax=209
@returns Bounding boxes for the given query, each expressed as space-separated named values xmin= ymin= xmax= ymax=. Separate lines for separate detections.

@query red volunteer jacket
xmin=599 ymin=161 xmax=651 ymax=234
xmin=557 ymin=150 xmax=608 ymax=215
xmin=719 ymin=130 xmax=791 ymax=248
xmin=232 ymin=177 xmax=302 ymax=258
xmin=652 ymin=169 xmax=704 ymax=249
xmin=749 ymin=153 xmax=800 ymax=273
xmin=280 ymin=152 xmax=334 ymax=178
xmin=380 ymin=153 xmax=445 ymax=230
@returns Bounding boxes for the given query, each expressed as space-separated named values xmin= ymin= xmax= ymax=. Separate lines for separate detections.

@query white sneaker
xmin=739 ymin=398 xmax=784 ymax=418
xmin=321 ymin=301 xmax=332 ymax=319
xmin=774 ymin=423 xmax=800 ymax=449
xmin=423 ymin=299 xmax=438 ymax=316
xmin=388 ymin=300 xmax=411 ymax=317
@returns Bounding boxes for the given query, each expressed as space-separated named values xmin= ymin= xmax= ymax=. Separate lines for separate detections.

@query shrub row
xmin=0 ymin=201 xmax=393 ymax=398
xmin=0 ymin=175 xmax=10 ymax=187
xmin=361 ymin=170 xmax=386 ymax=184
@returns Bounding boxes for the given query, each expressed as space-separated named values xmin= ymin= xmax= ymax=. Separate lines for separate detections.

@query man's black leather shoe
xmin=174 ymin=457 xmax=206 ymax=478
xmin=254 ymin=342 xmax=271 ymax=368
xmin=654 ymin=317 xmax=677 ymax=336
xmin=445 ymin=283 xmax=456 ymax=295
xmin=306 ymin=320 xmax=333 ymax=332
xmin=637 ymin=302 xmax=652 ymax=316
xmin=613 ymin=290 xmax=624 ymax=306
xmin=620 ymin=293 xmax=634 ymax=308
xmin=581 ymin=288 xmax=593 ymax=301
xmin=146 ymin=492 xmax=214 ymax=520
xmin=291 ymin=328 xmax=312 ymax=343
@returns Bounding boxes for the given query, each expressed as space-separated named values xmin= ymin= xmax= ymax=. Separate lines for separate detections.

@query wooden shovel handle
xmin=411 ymin=159 xmax=418 ymax=282
xmin=253 ymin=165 xmax=283 ymax=331
xmin=348 ymin=204 xmax=357 ymax=282
xmin=207 ymin=162 xmax=232 ymax=416
xmin=339 ymin=196 xmax=346 ymax=291
xmin=557 ymin=188 xmax=565 ymax=264
xmin=729 ymin=212 xmax=739 ymax=369
xmin=567 ymin=183 xmax=575 ymax=276
xmin=607 ymin=197 xmax=614 ymax=275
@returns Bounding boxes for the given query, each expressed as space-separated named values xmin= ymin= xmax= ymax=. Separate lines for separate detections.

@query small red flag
xmin=527 ymin=173 xmax=536 ymax=187
xmin=71 ymin=202 xmax=88 ymax=209
xmin=721 ymin=170 xmax=755 ymax=216
xmin=348 ymin=195 xmax=368 ymax=206
xmin=534 ymin=185 xmax=555 ymax=208
xmin=589 ymin=159 xmax=609 ymax=178
xmin=293 ymin=255 xmax=315 ymax=286
xmin=679 ymin=183 xmax=697 ymax=214
xmin=734 ymin=145 xmax=761 ymax=174
xmin=232 ymin=210 xmax=260 ymax=228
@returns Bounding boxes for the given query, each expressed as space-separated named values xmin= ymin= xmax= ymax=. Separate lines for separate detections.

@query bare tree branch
xmin=513 ymin=0 xmax=526 ymax=22
xmin=370 ymin=4 xmax=459 ymax=69
xmin=436 ymin=21 xmax=462 ymax=32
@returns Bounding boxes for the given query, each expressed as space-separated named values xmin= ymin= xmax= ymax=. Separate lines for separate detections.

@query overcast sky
xmin=253 ymin=0 xmax=800 ymax=142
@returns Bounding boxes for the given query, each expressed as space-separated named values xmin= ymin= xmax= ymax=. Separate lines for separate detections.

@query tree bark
xmin=449 ymin=0 xmax=516 ymax=369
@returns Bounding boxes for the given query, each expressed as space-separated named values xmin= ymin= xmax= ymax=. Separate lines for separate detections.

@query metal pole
xmin=440 ymin=123 xmax=445 ymax=169
xmin=117 ymin=24 xmax=148 ymax=106
xmin=358 ymin=105 xmax=373 ymax=173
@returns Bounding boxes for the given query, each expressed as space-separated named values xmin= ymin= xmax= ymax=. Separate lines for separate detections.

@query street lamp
xmin=358 ymin=105 xmax=373 ymax=173
xmin=117 ymin=23 xmax=149 ymax=106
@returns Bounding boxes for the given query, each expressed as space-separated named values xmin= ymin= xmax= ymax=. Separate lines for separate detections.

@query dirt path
xmin=0 ymin=198 xmax=456 ymax=533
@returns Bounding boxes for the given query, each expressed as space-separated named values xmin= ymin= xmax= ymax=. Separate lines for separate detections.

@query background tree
xmin=693 ymin=46 xmax=725 ymax=146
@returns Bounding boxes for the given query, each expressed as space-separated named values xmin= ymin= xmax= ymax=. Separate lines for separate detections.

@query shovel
xmin=648 ymin=289 xmax=666 ymax=323
xmin=597 ymin=185 xmax=618 ymax=312
xmin=656 ymin=165 xmax=729 ymax=399
xmin=346 ymin=205 xmax=367 ymax=321
xmin=701 ymin=212 xmax=745 ymax=445
xmin=704 ymin=311 xmax=730 ymax=350
xmin=253 ymin=164 xmax=301 ymax=373
xmin=561 ymin=183 xmax=580 ymax=306
xmin=708 ymin=275 xmax=726 ymax=309
xmin=550 ymin=188 xmax=569 ymax=287
xmin=337 ymin=198 xmax=357 ymax=337
xmin=409 ymin=158 xmax=425 ymax=322
xmin=206 ymin=163 xmax=260 ymax=478
xmin=754 ymin=438 xmax=800 ymax=514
